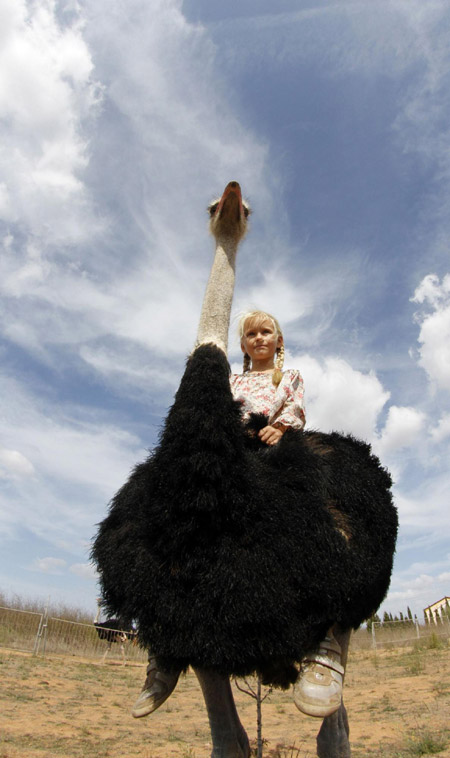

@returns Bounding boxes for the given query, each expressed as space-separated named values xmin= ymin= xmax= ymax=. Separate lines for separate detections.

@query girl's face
xmin=241 ymin=318 xmax=283 ymax=366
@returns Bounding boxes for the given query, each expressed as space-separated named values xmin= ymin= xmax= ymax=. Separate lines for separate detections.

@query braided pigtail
xmin=272 ymin=344 xmax=284 ymax=387
xmin=243 ymin=352 xmax=251 ymax=373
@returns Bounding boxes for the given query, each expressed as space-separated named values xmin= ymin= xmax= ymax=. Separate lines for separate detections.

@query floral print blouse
xmin=230 ymin=369 xmax=306 ymax=430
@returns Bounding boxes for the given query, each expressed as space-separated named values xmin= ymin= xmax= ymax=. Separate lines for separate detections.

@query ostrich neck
xmin=196 ymin=238 xmax=238 ymax=355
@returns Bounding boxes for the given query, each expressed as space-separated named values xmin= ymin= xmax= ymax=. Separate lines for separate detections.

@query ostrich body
xmin=93 ymin=182 xmax=397 ymax=756
xmin=93 ymin=598 xmax=136 ymax=664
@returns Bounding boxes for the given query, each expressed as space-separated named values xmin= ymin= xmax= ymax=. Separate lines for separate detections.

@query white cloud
xmin=79 ymin=343 xmax=182 ymax=397
xmin=33 ymin=557 xmax=67 ymax=575
xmin=392 ymin=573 xmax=435 ymax=594
xmin=214 ymin=3 xmax=420 ymax=74
xmin=232 ymin=275 xmax=315 ymax=329
xmin=384 ymin=562 xmax=450 ymax=618
xmin=394 ymin=476 xmax=450 ymax=532
xmin=0 ymin=371 xmax=146 ymax=543
xmin=430 ymin=413 xmax=450 ymax=443
xmin=1 ymin=404 xmax=140 ymax=496
xmin=0 ymin=0 xmax=102 ymax=243
xmin=399 ymin=558 xmax=450 ymax=577
xmin=287 ymin=352 xmax=390 ymax=440
xmin=412 ymin=273 xmax=450 ymax=307
xmin=376 ymin=405 xmax=426 ymax=455
xmin=0 ymin=448 xmax=35 ymax=478
xmin=69 ymin=562 xmax=98 ymax=579
xmin=411 ymin=274 xmax=450 ymax=391
xmin=229 ymin=253 xmax=362 ymax=357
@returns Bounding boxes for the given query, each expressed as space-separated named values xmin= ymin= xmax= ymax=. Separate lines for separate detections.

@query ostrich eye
xmin=208 ymin=202 xmax=219 ymax=217
xmin=243 ymin=206 xmax=249 ymax=218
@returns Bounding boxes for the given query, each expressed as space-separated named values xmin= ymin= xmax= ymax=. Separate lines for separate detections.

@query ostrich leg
xmin=195 ymin=668 xmax=250 ymax=758
xmin=316 ymin=628 xmax=351 ymax=758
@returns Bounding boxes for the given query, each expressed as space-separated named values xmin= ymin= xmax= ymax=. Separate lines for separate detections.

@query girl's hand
xmin=258 ymin=424 xmax=284 ymax=446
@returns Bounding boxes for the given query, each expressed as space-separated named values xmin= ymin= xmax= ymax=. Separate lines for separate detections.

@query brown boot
xmin=131 ymin=656 xmax=180 ymax=718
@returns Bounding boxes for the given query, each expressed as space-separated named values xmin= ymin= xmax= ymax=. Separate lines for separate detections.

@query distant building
xmin=423 ymin=596 xmax=450 ymax=624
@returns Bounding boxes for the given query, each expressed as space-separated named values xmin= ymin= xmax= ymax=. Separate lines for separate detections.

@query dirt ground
xmin=0 ymin=642 xmax=449 ymax=758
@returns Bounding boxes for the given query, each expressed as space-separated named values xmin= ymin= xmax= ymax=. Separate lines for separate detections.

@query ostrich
xmin=93 ymin=597 xmax=136 ymax=664
xmin=92 ymin=182 xmax=397 ymax=757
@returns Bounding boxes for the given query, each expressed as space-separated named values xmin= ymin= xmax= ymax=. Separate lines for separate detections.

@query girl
xmin=231 ymin=310 xmax=344 ymax=719
xmin=230 ymin=310 xmax=305 ymax=445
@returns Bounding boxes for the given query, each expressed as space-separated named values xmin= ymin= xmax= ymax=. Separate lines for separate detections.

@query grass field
xmin=0 ymin=638 xmax=449 ymax=758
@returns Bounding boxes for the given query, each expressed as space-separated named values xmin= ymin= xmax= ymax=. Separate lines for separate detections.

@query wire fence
xmin=1 ymin=604 xmax=449 ymax=662
xmin=0 ymin=606 xmax=43 ymax=654
xmin=0 ymin=605 xmax=147 ymax=664
xmin=369 ymin=617 xmax=450 ymax=649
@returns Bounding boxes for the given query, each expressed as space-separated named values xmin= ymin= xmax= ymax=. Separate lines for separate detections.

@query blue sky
xmin=0 ymin=0 xmax=449 ymax=622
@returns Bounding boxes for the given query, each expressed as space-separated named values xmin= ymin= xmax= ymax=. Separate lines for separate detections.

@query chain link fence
xmin=0 ymin=605 xmax=147 ymax=664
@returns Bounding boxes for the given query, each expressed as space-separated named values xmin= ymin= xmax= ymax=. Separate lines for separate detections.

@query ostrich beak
xmin=216 ymin=181 xmax=244 ymax=222
xmin=210 ymin=181 xmax=249 ymax=240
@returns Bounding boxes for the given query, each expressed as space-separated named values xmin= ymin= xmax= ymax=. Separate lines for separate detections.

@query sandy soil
xmin=0 ymin=643 xmax=449 ymax=757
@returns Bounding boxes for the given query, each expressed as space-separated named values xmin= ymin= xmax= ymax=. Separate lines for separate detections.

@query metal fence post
xmin=33 ymin=613 xmax=45 ymax=656
xmin=33 ymin=599 xmax=49 ymax=657
xmin=372 ymin=622 xmax=377 ymax=649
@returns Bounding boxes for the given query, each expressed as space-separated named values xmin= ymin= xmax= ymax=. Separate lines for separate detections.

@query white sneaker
xmin=293 ymin=635 xmax=344 ymax=718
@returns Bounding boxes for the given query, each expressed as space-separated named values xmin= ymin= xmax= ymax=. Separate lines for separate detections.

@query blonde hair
xmin=238 ymin=310 xmax=285 ymax=386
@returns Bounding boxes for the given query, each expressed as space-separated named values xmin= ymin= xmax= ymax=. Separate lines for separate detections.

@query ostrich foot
xmin=209 ymin=733 xmax=250 ymax=758
xmin=131 ymin=657 xmax=180 ymax=718
xmin=316 ymin=702 xmax=350 ymax=758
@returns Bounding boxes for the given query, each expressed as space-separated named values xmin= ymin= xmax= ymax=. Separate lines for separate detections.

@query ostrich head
xmin=208 ymin=181 xmax=250 ymax=242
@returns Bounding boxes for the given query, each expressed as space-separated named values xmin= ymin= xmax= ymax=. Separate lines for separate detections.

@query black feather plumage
xmin=92 ymin=344 xmax=397 ymax=687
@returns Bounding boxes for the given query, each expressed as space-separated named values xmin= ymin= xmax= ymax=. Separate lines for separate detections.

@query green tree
xmin=366 ymin=612 xmax=380 ymax=633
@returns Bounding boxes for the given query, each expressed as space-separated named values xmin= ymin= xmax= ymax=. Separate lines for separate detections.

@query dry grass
xmin=0 ymin=590 xmax=93 ymax=624
xmin=0 ymin=641 xmax=449 ymax=758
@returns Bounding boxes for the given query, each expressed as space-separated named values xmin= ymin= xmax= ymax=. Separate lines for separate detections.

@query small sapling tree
xmin=234 ymin=675 xmax=273 ymax=758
